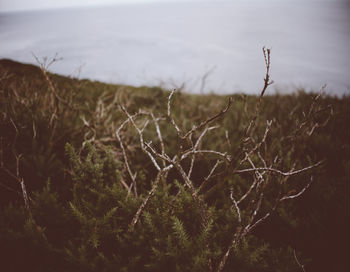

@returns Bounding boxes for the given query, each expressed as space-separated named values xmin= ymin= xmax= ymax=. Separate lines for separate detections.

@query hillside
xmin=0 ymin=59 xmax=349 ymax=272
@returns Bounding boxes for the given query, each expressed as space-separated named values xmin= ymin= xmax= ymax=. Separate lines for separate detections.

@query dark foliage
xmin=0 ymin=59 xmax=349 ymax=272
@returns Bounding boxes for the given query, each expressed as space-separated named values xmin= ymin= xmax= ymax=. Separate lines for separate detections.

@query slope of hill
xmin=0 ymin=59 xmax=349 ymax=271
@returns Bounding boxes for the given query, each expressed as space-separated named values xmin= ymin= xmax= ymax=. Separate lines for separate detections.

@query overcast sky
xmin=0 ymin=0 xmax=193 ymax=12
xmin=0 ymin=0 xmax=224 ymax=13
xmin=1 ymin=0 xmax=345 ymax=12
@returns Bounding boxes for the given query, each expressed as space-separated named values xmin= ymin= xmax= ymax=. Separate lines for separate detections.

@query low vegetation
xmin=0 ymin=52 xmax=349 ymax=271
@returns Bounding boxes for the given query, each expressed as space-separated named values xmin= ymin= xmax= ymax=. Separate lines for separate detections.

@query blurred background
xmin=1 ymin=0 xmax=349 ymax=96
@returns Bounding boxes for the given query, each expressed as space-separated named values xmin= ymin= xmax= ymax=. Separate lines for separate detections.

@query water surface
xmin=1 ymin=1 xmax=349 ymax=95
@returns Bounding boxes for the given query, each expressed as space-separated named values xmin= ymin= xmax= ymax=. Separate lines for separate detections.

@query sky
xmin=0 ymin=0 xmax=192 ymax=12
xmin=0 ymin=0 xmax=179 ymax=12
xmin=1 ymin=0 xmax=346 ymax=12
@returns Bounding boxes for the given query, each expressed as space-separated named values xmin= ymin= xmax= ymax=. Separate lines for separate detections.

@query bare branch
xmin=257 ymin=151 xmax=267 ymax=168
xmin=1 ymin=152 xmax=33 ymax=212
xmin=167 ymin=89 xmax=182 ymax=136
xmin=280 ymin=176 xmax=314 ymax=201
xmin=182 ymin=97 xmax=232 ymax=139
xmin=32 ymin=120 xmax=37 ymax=139
xmin=188 ymin=126 xmax=218 ymax=178
xmin=245 ymin=193 xmax=281 ymax=235
xmin=241 ymin=120 xmax=272 ymax=165
xmin=230 ymin=187 xmax=241 ymax=223
xmin=246 ymin=177 xmax=315 ymax=234
xmin=245 ymin=47 xmax=273 ymax=137
xmin=129 ymin=169 xmax=171 ymax=230
xmin=199 ymin=66 xmax=216 ymax=94
xmin=115 ymin=116 xmax=137 ymax=197
xmin=236 ymin=161 xmax=323 ymax=176
xmin=182 ymin=149 xmax=230 ymax=161
xmin=246 ymin=152 xmax=265 ymax=184
xmin=198 ymin=159 xmax=223 ymax=193
xmin=144 ymin=142 xmax=173 ymax=166
xmin=0 ymin=181 xmax=21 ymax=196
xmin=10 ymin=118 xmax=19 ymax=144
xmin=119 ymin=105 xmax=161 ymax=172
xmin=216 ymin=230 xmax=242 ymax=272
xmin=225 ymin=130 xmax=232 ymax=149
xmin=151 ymin=113 xmax=166 ymax=166
xmin=294 ymin=249 xmax=306 ymax=272
xmin=20 ymin=178 xmax=30 ymax=211
xmin=243 ymin=192 xmax=264 ymax=235
xmin=237 ymin=178 xmax=259 ymax=205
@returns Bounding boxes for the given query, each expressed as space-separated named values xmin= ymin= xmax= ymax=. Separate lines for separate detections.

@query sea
xmin=1 ymin=0 xmax=350 ymax=96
